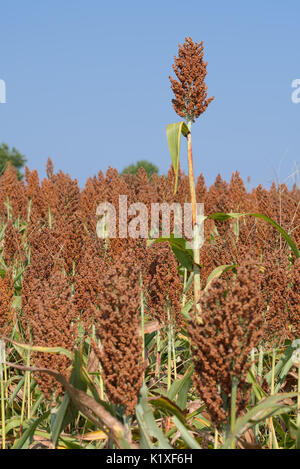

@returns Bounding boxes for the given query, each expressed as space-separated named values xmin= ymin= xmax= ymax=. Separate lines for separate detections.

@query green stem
xmin=172 ymin=322 xmax=177 ymax=381
xmin=140 ymin=273 xmax=145 ymax=365
xmin=181 ymin=268 xmax=187 ymax=308
xmin=92 ymin=324 xmax=104 ymax=401
xmin=297 ymin=366 xmax=300 ymax=449
xmin=0 ymin=364 xmax=5 ymax=449
xmin=269 ymin=348 xmax=276 ymax=449
xmin=167 ymin=306 xmax=172 ymax=391
xmin=3 ymin=363 xmax=8 ymax=402
xmin=230 ymin=377 xmax=238 ymax=449
xmin=20 ymin=366 xmax=28 ymax=430
xmin=155 ymin=331 xmax=161 ymax=378
xmin=186 ymin=121 xmax=201 ymax=318
xmin=271 ymin=348 xmax=275 ymax=396
xmin=250 ymin=348 xmax=259 ymax=441
xmin=27 ymin=351 xmax=31 ymax=420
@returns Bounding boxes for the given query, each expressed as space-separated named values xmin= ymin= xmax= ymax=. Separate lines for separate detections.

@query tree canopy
xmin=121 ymin=160 xmax=159 ymax=180
xmin=0 ymin=143 xmax=27 ymax=180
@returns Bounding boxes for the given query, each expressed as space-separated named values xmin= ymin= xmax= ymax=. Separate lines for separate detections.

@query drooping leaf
xmin=78 ymin=430 xmax=107 ymax=441
xmin=0 ymin=335 xmax=73 ymax=360
xmin=205 ymin=264 xmax=238 ymax=291
xmin=148 ymin=396 xmax=186 ymax=423
xmin=148 ymin=236 xmax=196 ymax=272
xmin=166 ymin=122 xmax=189 ymax=194
xmin=207 ymin=212 xmax=299 ymax=258
xmin=6 ymin=360 xmax=132 ymax=449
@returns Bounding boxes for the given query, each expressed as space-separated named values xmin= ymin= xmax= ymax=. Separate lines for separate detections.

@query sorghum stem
xmin=187 ymin=121 xmax=201 ymax=317
xmin=230 ymin=377 xmax=238 ymax=449
xmin=296 ymin=365 xmax=300 ymax=449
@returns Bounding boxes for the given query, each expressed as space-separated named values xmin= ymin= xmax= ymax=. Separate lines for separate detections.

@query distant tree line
xmin=0 ymin=143 xmax=27 ymax=180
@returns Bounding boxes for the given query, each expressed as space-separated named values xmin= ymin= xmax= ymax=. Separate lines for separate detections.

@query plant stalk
xmin=230 ymin=377 xmax=238 ymax=449
xmin=297 ymin=364 xmax=300 ymax=449
xmin=0 ymin=358 xmax=5 ymax=449
xmin=139 ymin=273 xmax=145 ymax=366
xmin=167 ymin=306 xmax=172 ymax=391
xmin=186 ymin=121 xmax=201 ymax=317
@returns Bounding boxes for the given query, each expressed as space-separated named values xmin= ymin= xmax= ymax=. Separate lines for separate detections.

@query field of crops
xmin=0 ymin=158 xmax=299 ymax=450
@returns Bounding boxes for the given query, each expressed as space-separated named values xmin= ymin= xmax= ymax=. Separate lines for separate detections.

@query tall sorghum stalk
xmin=167 ymin=305 xmax=172 ymax=391
xmin=170 ymin=37 xmax=214 ymax=315
xmin=186 ymin=121 xmax=201 ymax=312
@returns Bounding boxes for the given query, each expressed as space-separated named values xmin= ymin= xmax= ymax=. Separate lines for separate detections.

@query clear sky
xmin=0 ymin=0 xmax=299 ymax=188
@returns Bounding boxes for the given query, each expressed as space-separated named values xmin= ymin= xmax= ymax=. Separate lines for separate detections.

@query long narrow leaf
xmin=166 ymin=122 xmax=189 ymax=194
xmin=207 ymin=212 xmax=299 ymax=258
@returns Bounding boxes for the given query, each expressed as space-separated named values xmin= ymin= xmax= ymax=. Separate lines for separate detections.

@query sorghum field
xmin=0 ymin=159 xmax=299 ymax=450
xmin=0 ymin=37 xmax=300 ymax=451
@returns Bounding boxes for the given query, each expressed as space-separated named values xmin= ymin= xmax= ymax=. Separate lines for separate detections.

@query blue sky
xmin=0 ymin=1 xmax=299 ymax=188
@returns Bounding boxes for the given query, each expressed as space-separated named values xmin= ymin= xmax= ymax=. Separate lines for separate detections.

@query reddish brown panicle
xmin=169 ymin=37 xmax=214 ymax=122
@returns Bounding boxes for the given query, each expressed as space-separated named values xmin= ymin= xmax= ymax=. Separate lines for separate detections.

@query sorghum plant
xmin=93 ymin=249 xmax=144 ymax=416
xmin=188 ymin=259 xmax=264 ymax=430
xmin=167 ymin=37 xmax=214 ymax=315
xmin=21 ymin=269 xmax=77 ymax=398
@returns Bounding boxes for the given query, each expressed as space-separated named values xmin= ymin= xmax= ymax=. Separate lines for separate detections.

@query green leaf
xmin=168 ymin=365 xmax=194 ymax=410
xmin=136 ymin=384 xmax=172 ymax=449
xmin=148 ymin=235 xmax=196 ymax=272
xmin=148 ymin=396 xmax=186 ymax=423
xmin=179 ymin=299 xmax=194 ymax=320
xmin=205 ymin=264 xmax=238 ymax=291
xmin=50 ymin=395 xmax=71 ymax=448
xmin=224 ymin=392 xmax=298 ymax=448
xmin=6 ymin=359 xmax=131 ymax=449
xmin=12 ymin=411 xmax=50 ymax=449
xmin=4 ymin=416 xmax=22 ymax=435
xmin=172 ymin=416 xmax=202 ymax=449
xmin=176 ymin=369 xmax=193 ymax=411
xmin=2 ymin=336 xmax=73 ymax=360
xmin=166 ymin=122 xmax=189 ymax=194
xmin=172 ymin=246 xmax=194 ymax=271
xmin=183 ymin=272 xmax=194 ymax=295
xmin=246 ymin=369 xmax=267 ymax=401
xmin=51 ymin=348 xmax=87 ymax=447
xmin=0 ymin=269 xmax=6 ymax=279
xmin=247 ymin=213 xmax=300 ymax=258
xmin=12 ymin=295 xmax=22 ymax=309
xmin=264 ymin=344 xmax=294 ymax=389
